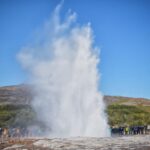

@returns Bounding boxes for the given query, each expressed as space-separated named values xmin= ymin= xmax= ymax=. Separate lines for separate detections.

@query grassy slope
xmin=0 ymin=85 xmax=150 ymax=127
xmin=1 ymin=102 xmax=150 ymax=128
xmin=106 ymin=97 xmax=150 ymax=126
xmin=0 ymin=104 xmax=36 ymax=127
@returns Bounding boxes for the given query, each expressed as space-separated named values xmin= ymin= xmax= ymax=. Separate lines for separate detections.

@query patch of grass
xmin=106 ymin=104 xmax=150 ymax=126
xmin=0 ymin=104 xmax=36 ymax=127
xmin=0 ymin=102 xmax=150 ymax=128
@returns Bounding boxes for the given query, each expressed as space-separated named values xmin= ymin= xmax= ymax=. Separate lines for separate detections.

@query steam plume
xmin=18 ymin=3 xmax=110 ymax=137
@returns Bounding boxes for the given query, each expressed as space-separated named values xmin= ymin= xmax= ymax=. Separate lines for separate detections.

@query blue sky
xmin=0 ymin=0 xmax=150 ymax=98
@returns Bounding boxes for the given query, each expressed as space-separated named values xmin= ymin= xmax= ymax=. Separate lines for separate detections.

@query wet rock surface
xmin=1 ymin=135 xmax=150 ymax=150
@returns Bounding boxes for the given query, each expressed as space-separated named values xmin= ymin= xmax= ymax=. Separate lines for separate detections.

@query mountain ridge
xmin=0 ymin=84 xmax=149 ymax=106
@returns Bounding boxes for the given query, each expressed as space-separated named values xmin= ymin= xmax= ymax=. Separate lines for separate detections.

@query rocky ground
xmin=1 ymin=135 xmax=150 ymax=150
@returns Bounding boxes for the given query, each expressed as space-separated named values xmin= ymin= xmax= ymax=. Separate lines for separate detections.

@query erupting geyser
xmin=18 ymin=3 xmax=110 ymax=137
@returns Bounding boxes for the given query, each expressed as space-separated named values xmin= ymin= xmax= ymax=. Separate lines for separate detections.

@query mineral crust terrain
xmin=1 ymin=135 xmax=150 ymax=150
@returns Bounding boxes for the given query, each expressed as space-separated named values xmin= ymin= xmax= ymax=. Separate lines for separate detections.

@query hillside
xmin=104 ymin=96 xmax=150 ymax=126
xmin=104 ymin=95 xmax=150 ymax=106
xmin=0 ymin=85 xmax=150 ymax=127
xmin=1 ymin=85 xmax=150 ymax=106
xmin=0 ymin=84 xmax=32 ymax=105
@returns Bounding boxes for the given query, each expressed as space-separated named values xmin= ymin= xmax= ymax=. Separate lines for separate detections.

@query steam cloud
xmin=18 ymin=3 xmax=110 ymax=137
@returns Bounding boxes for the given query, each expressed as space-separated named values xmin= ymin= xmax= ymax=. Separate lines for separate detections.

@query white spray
xmin=18 ymin=3 xmax=110 ymax=137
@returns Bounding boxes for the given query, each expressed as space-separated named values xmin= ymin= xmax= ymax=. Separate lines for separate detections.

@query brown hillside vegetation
xmin=0 ymin=84 xmax=150 ymax=106
xmin=104 ymin=95 xmax=150 ymax=106
xmin=0 ymin=85 xmax=32 ymax=105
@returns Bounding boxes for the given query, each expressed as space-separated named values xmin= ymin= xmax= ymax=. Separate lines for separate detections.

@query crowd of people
xmin=0 ymin=127 xmax=30 ymax=138
xmin=0 ymin=126 xmax=45 ymax=143
xmin=0 ymin=125 xmax=150 ymax=142
xmin=111 ymin=125 xmax=150 ymax=136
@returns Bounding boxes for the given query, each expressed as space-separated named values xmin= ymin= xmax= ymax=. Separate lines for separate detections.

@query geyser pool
xmin=18 ymin=3 xmax=110 ymax=137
